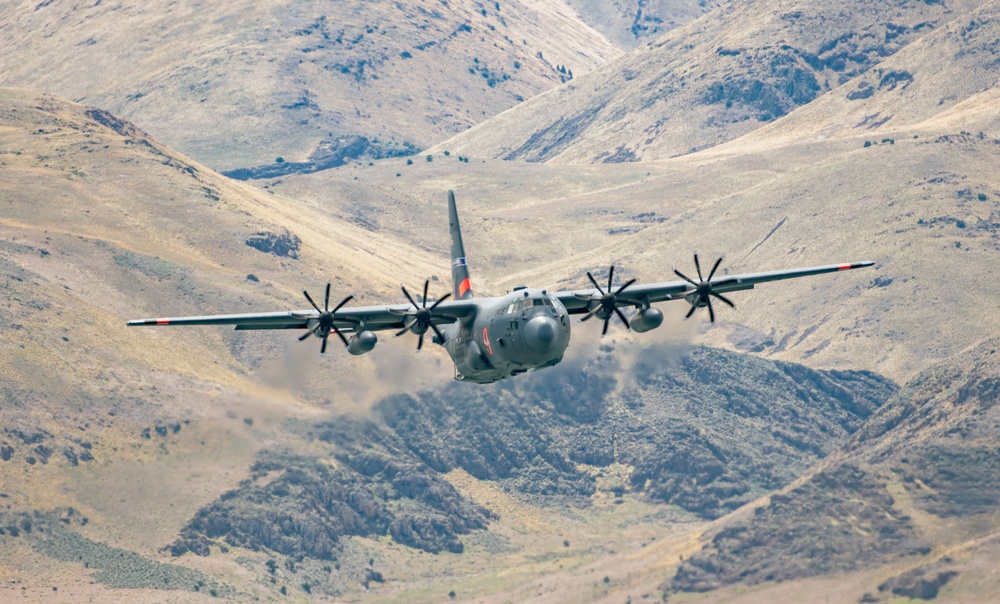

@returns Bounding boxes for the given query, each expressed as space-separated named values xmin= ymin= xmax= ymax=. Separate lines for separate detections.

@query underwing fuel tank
xmin=347 ymin=330 xmax=378 ymax=355
xmin=630 ymin=308 xmax=663 ymax=333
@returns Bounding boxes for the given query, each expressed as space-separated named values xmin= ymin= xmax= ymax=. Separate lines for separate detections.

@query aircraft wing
xmin=552 ymin=261 xmax=874 ymax=314
xmin=127 ymin=299 xmax=479 ymax=333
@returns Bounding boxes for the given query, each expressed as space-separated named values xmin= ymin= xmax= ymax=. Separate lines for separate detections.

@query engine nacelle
xmin=347 ymin=330 xmax=377 ymax=355
xmin=630 ymin=307 xmax=664 ymax=333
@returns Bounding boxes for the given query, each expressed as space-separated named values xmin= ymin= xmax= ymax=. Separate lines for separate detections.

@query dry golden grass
xmin=0 ymin=0 xmax=621 ymax=170
xmin=432 ymin=0 xmax=997 ymax=163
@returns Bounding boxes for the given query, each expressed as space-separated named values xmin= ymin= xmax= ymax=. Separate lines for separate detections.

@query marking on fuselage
xmin=482 ymin=327 xmax=494 ymax=355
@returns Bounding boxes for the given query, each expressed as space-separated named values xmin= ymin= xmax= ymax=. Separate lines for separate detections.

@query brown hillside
xmin=431 ymin=0 xmax=991 ymax=163
xmin=269 ymin=79 xmax=1000 ymax=382
xmin=0 ymin=0 xmax=620 ymax=171
xmin=734 ymin=1 xmax=1000 ymax=149
xmin=0 ymin=91 xmax=901 ymax=603
xmin=668 ymin=339 xmax=1000 ymax=602
xmin=0 ymin=85 xmax=445 ymax=541
xmin=563 ymin=0 xmax=724 ymax=49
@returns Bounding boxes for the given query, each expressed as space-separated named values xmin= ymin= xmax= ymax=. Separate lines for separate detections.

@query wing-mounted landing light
xmin=390 ymin=279 xmax=451 ymax=350
xmin=293 ymin=283 xmax=354 ymax=354
xmin=673 ymin=253 xmax=736 ymax=323
xmin=575 ymin=265 xmax=637 ymax=336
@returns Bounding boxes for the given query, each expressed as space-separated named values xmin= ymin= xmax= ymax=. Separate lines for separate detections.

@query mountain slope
xmin=431 ymin=0 xmax=991 ymax=163
xmin=667 ymin=339 xmax=1000 ymax=600
xmin=269 ymin=75 xmax=1000 ymax=382
xmin=563 ymin=0 xmax=724 ymax=49
xmin=0 ymin=0 xmax=620 ymax=171
xmin=0 ymin=90 xmax=902 ymax=602
xmin=733 ymin=1 xmax=1000 ymax=150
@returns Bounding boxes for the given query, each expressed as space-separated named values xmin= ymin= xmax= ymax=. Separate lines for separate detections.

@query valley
xmin=2 ymin=0 xmax=1000 ymax=602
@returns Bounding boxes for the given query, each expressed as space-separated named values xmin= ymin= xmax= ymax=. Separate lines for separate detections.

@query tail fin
xmin=448 ymin=190 xmax=474 ymax=299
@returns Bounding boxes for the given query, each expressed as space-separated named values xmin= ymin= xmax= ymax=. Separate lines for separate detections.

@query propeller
xmin=575 ymin=265 xmax=636 ymax=336
xmin=390 ymin=279 xmax=451 ymax=350
xmin=673 ymin=253 xmax=735 ymax=323
xmin=295 ymin=283 xmax=353 ymax=354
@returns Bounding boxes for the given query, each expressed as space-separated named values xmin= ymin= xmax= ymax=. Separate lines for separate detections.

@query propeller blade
xmin=428 ymin=292 xmax=452 ymax=311
xmin=303 ymin=290 xmax=322 ymax=314
xmin=607 ymin=265 xmax=615 ymax=292
xmin=395 ymin=319 xmax=418 ymax=337
xmin=674 ymin=269 xmax=698 ymax=287
xmin=708 ymin=257 xmax=723 ymax=281
xmin=422 ymin=280 xmax=430 ymax=308
xmin=331 ymin=325 xmax=349 ymax=347
xmin=417 ymin=333 xmax=424 ymax=350
xmin=400 ymin=285 xmax=419 ymax=309
xmin=707 ymin=297 xmax=715 ymax=323
xmin=320 ymin=333 xmax=329 ymax=354
xmin=331 ymin=294 xmax=354 ymax=314
xmin=324 ymin=283 xmax=331 ymax=312
xmin=602 ymin=317 xmax=611 ymax=336
xmin=711 ymin=291 xmax=736 ymax=308
xmin=430 ymin=322 xmax=446 ymax=343
xmin=613 ymin=307 xmax=631 ymax=329
xmin=694 ymin=253 xmax=704 ymax=281
xmin=581 ymin=304 xmax=602 ymax=321
xmin=586 ymin=271 xmax=605 ymax=295
xmin=686 ymin=301 xmax=699 ymax=319
xmin=298 ymin=323 xmax=321 ymax=341
xmin=614 ymin=278 xmax=636 ymax=296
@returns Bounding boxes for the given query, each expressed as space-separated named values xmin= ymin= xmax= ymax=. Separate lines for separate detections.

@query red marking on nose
xmin=482 ymin=327 xmax=493 ymax=355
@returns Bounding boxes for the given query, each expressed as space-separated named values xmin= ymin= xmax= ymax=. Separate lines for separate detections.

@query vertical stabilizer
xmin=448 ymin=190 xmax=474 ymax=299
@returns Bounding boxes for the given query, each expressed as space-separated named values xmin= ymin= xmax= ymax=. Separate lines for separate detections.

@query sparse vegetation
xmin=2 ymin=512 xmax=228 ymax=594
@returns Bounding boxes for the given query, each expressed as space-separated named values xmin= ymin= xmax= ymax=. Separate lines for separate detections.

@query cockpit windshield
xmin=507 ymin=296 xmax=555 ymax=313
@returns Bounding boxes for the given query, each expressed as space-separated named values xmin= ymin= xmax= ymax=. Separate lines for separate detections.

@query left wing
xmin=553 ymin=260 xmax=874 ymax=314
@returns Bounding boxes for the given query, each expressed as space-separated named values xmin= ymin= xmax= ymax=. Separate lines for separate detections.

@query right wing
xmin=127 ymin=299 xmax=478 ymax=333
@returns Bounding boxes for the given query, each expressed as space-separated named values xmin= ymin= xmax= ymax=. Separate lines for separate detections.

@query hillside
xmin=667 ymin=339 xmax=1000 ymax=602
xmin=431 ymin=0 xmax=993 ymax=163
xmin=563 ymin=0 xmax=724 ymax=49
xmin=266 ymin=79 xmax=1000 ymax=383
xmin=0 ymin=0 xmax=622 ymax=172
xmin=0 ymin=89 xmax=453 ymax=598
xmin=3 ymin=0 xmax=1000 ymax=599
xmin=1 ymin=90 xmax=899 ymax=602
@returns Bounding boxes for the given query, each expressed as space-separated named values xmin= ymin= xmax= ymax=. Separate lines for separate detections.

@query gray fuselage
xmin=441 ymin=288 xmax=572 ymax=383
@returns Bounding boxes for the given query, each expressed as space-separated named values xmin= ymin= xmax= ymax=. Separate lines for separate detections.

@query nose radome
xmin=524 ymin=316 xmax=559 ymax=352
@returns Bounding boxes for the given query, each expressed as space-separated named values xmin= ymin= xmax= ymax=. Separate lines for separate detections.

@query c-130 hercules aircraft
xmin=130 ymin=191 xmax=873 ymax=383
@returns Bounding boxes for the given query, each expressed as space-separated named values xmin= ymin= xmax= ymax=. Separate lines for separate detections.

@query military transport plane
xmin=129 ymin=191 xmax=873 ymax=383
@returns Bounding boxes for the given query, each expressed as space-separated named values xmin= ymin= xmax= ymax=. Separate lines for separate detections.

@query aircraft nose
xmin=524 ymin=316 xmax=559 ymax=353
